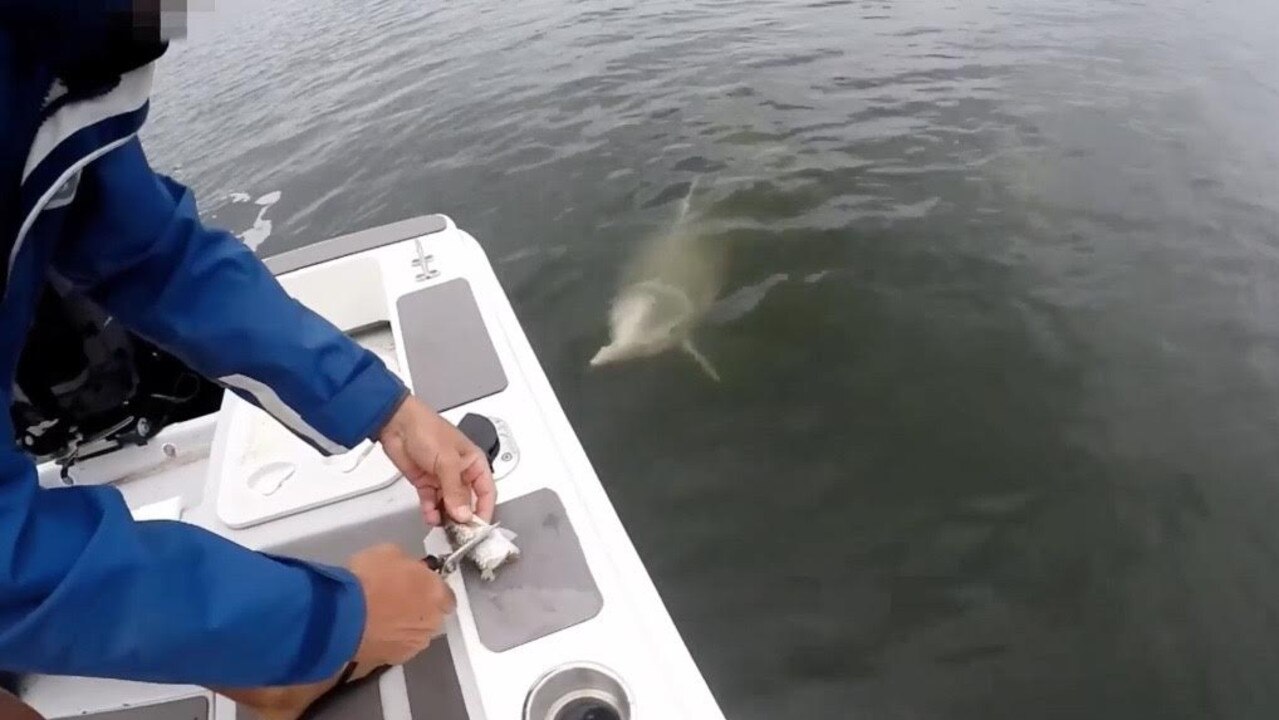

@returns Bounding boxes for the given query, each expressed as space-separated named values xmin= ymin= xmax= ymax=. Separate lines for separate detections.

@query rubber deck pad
xmin=397 ymin=279 xmax=508 ymax=412
xmin=71 ymin=697 xmax=209 ymax=720
xmin=463 ymin=488 xmax=604 ymax=652
xmin=404 ymin=638 xmax=469 ymax=719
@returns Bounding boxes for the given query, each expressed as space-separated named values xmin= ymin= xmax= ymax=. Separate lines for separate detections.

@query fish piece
xmin=445 ymin=517 xmax=520 ymax=581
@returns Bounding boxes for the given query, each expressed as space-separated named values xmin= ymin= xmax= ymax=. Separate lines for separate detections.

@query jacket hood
xmin=2 ymin=1 xmax=170 ymax=95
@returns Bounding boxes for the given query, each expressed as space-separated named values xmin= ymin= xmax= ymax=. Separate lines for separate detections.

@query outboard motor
xmin=10 ymin=280 xmax=222 ymax=465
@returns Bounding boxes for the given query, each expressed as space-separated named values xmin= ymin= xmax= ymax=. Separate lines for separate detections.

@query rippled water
xmin=145 ymin=1 xmax=1279 ymax=717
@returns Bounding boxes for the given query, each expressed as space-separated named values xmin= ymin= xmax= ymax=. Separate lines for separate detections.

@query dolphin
xmin=590 ymin=178 xmax=725 ymax=381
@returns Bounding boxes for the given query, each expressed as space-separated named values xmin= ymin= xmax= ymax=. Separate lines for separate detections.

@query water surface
xmin=145 ymin=1 xmax=1279 ymax=717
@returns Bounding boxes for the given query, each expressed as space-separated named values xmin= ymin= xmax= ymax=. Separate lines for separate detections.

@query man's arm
xmin=0 ymin=453 xmax=364 ymax=686
xmin=54 ymin=138 xmax=496 ymax=526
xmin=3 ymin=137 xmax=410 ymax=685
xmin=54 ymin=139 xmax=409 ymax=454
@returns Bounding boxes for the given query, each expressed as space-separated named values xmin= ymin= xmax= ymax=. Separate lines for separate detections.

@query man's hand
xmin=349 ymin=544 xmax=454 ymax=667
xmin=377 ymin=395 xmax=496 ymax=525
xmin=0 ymin=689 xmax=42 ymax=720
xmin=217 ymin=545 xmax=452 ymax=720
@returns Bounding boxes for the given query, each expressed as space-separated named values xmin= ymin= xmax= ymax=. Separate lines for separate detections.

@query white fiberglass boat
xmin=18 ymin=215 xmax=727 ymax=720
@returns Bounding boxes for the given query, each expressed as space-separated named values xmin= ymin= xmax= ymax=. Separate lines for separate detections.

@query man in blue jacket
xmin=0 ymin=3 xmax=496 ymax=715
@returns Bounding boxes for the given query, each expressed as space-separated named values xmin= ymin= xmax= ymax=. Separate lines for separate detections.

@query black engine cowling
xmin=10 ymin=281 xmax=222 ymax=461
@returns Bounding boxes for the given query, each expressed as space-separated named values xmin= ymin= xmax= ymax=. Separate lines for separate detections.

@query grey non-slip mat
xmin=237 ymin=672 xmax=383 ymax=720
xmin=72 ymin=697 xmax=208 ymax=720
xmin=404 ymin=638 xmax=469 ymax=719
xmin=397 ymin=279 xmax=508 ymax=412
xmin=463 ymin=489 xmax=604 ymax=652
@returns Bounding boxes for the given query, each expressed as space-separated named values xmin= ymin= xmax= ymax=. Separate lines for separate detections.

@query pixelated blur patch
xmin=123 ymin=0 xmax=195 ymax=41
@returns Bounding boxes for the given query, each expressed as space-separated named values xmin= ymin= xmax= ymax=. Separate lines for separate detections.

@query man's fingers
xmin=384 ymin=435 xmax=444 ymax=525
xmin=417 ymin=486 xmax=441 ymax=526
xmin=424 ymin=448 xmax=471 ymax=523
xmin=462 ymin=455 xmax=497 ymax=522
xmin=440 ymin=581 xmax=457 ymax=613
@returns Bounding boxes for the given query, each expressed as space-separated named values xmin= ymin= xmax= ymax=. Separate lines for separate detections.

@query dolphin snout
xmin=590 ymin=345 xmax=619 ymax=367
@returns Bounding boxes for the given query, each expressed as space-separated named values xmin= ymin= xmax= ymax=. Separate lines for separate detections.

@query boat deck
xmin=21 ymin=217 xmax=725 ymax=720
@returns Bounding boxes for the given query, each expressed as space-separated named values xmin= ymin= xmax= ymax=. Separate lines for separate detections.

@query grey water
xmin=144 ymin=0 xmax=1279 ymax=717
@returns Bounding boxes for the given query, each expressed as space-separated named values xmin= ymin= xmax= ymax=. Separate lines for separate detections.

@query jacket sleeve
xmin=6 ymin=137 xmax=412 ymax=685
xmin=53 ymin=139 xmax=409 ymax=454
xmin=0 ymin=451 xmax=365 ymax=686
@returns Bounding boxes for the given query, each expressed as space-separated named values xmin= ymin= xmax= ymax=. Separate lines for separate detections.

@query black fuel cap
xmin=458 ymin=413 xmax=500 ymax=468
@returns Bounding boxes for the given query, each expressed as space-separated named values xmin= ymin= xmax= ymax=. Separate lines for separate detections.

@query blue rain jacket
xmin=0 ymin=4 xmax=409 ymax=686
